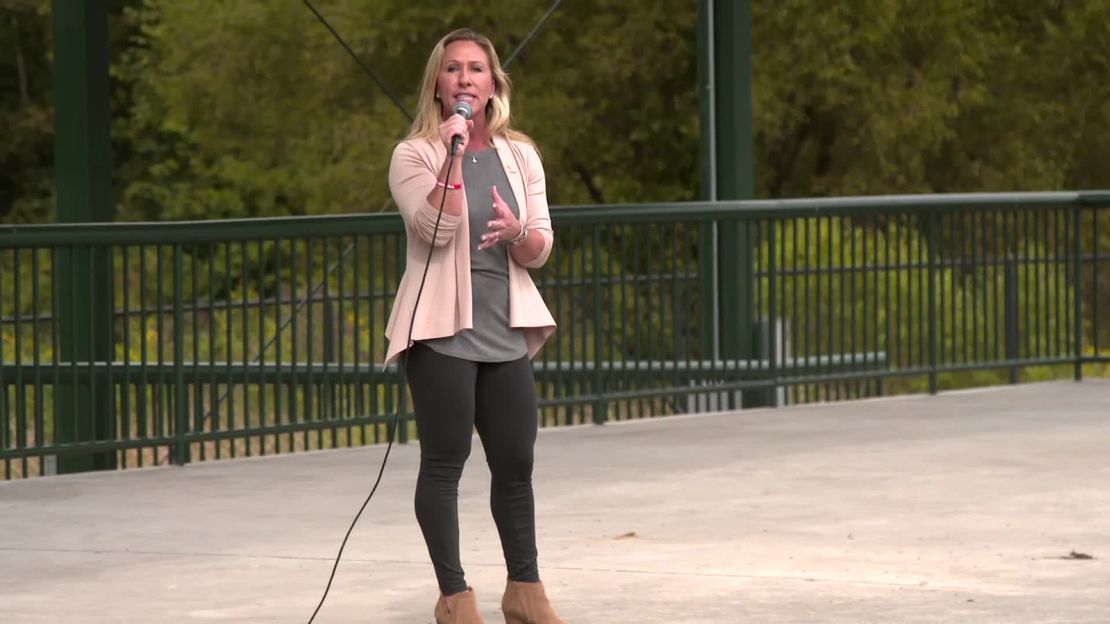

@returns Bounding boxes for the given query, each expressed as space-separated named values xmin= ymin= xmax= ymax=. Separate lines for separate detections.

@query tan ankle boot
xmin=500 ymin=580 xmax=564 ymax=624
xmin=434 ymin=587 xmax=484 ymax=624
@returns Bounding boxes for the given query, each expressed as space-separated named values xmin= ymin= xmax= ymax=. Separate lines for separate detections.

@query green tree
xmin=8 ymin=0 xmax=1109 ymax=222
xmin=751 ymin=0 xmax=1110 ymax=197
xmin=1 ymin=0 xmax=52 ymax=222
xmin=112 ymin=0 xmax=700 ymax=220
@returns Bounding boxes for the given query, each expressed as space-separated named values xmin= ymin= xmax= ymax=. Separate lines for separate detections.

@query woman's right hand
xmin=438 ymin=113 xmax=474 ymax=154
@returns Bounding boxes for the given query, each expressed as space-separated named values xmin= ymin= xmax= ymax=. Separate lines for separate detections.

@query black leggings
xmin=404 ymin=343 xmax=541 ymax=595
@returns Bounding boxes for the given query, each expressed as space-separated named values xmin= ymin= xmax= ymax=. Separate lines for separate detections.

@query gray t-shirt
xmin=420 ymin=147 xmax=528 ymax=362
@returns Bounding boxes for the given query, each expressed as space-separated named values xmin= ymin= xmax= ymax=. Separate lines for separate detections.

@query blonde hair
xmin=406 ymin=28 xmax=534 ymax=148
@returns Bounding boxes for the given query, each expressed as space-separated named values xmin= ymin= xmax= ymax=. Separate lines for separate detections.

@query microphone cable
xmin=297 ymin=3 xmax=443 ymax=622
xmin=298 ymin=3 xmax=476 ymax=620
xmin=304 ymin=142 xmax=462 ymax=624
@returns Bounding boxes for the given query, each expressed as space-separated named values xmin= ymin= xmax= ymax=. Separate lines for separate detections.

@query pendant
xmin=471 ymin=154 xmax=478 ymax=164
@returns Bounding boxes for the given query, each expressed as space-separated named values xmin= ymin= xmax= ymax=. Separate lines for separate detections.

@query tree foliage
xmin=752 ymin=0 xmax=1110 ymax=196
xmin=2 ymin=0 xmax=1108 ymax=222
xmin=1 ymin=0 xmax=52 ymax=222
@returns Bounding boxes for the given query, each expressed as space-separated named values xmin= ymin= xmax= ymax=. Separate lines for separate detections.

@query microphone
xmin=450 ymin=101 xmax=473 ymax=156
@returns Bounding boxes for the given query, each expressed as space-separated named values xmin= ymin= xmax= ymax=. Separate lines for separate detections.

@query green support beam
xmin=52 ymin=0 xmax=116 ymax=473
xmin=696 ymin=0 xmax=718 ymax=360
xmin=698 ymin=0 xmax=759 ymax=407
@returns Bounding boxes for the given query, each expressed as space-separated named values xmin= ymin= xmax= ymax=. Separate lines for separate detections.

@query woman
xmin=385 ymin=29 xmax=564 ymax=624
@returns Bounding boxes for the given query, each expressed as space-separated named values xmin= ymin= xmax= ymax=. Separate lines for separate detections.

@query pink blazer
xmin=383 ymin=134 xmax=557 ymax=364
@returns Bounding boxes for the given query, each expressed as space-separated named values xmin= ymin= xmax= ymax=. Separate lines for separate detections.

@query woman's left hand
xmin=478 ymin=186 xmax=523 ymax=251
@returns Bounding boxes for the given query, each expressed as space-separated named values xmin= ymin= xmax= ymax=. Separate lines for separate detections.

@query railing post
xmin=172 ymin=245 xmax=189 ymax=465
xmin=1072 ymin=206 xmax=1083 ymax=382
xmin=1004 ymin=256 xmax=1019 ymax=384
xmin=699 ymin=0 xmax=756 ymax=408
xmin=748 ymin=225 xmax=778 ymax=407
xmin=323 ymin=297 xmax=337 ymax=421
xmin=1093 ymin=208 xmax=1102 ymax=371
xmin=1096 ymin=207 xmax=1105 ymax=364
xmin=927 ymin=213 xmax=938 ymax=394
xmin=52 ymin=0 xmax=115 ymax=473
xmin=591 ymin=228 xmax=607 ymax=424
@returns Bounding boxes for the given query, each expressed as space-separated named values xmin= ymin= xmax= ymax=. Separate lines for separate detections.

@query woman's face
xmin=437 ymin=40 xmax=495 ymax=119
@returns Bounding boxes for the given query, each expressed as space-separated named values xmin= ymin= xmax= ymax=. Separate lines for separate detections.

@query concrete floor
xmin=1 ymin=380 xmax=1108 ymax=623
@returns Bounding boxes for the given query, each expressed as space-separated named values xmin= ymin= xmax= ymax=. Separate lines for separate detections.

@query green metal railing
xmin=2 ymin=192 xmax=1108 ymax=478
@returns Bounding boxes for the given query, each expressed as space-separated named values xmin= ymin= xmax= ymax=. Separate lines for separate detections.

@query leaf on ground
xmin=1062 ymin=550 xmax=1094 ymax=560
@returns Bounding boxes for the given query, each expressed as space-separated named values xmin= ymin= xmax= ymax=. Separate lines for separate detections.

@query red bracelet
xmin=436 ymin=179 xmax=463 ymax=190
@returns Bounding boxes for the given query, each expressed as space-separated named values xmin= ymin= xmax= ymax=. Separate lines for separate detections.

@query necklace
xmin=467 ymin=145 xmax=493 ymax=164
